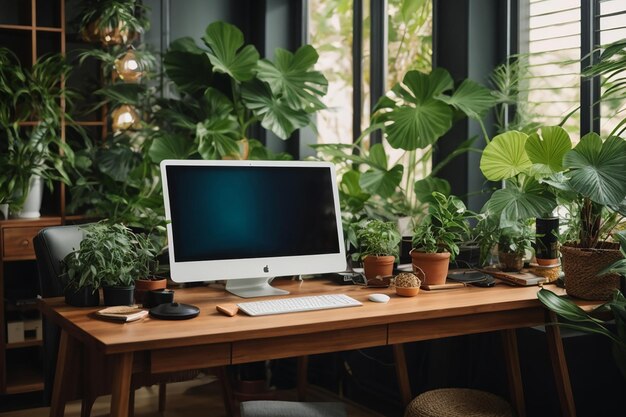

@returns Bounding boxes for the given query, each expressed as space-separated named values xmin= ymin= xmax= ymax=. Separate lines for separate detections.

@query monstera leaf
xmin=256 ymin=45 xmax=328 ymax=111
xmin=564 ymin=133 xmax=626 ymax=206
xmin=482 ymin=177 xmax=556 ymax=228
xmin=196 ymin=118 xmax=240 ymax=160
xmin=379 ymin=69 xmax=454 ymax=150
xmin=358 ymin=144 xmax=404 ymax=199
xmin=480 ymin=130 xmax=532 ymax=181
xmin=148 ymin=132 xmax=196 ymax=163
xmin=241 ymin=79 xmax=310 ymax=139
xmin=202 ymin=21 xmax=259 ymax=82
xmin=437 ymin=78 xmax=495 ymax=120
xmin=163 ymin=37 xmax=213 ymax=95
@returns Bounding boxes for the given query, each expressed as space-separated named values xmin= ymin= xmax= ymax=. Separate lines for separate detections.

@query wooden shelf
xmin=5 ymin=366 xmax=43 ymax=394
xmin=6 ymin=339 xmax=42 ymax=350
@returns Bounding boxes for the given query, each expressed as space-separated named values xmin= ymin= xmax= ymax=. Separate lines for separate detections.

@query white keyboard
xmin=237 ymin=294 xmax=362 ymax=316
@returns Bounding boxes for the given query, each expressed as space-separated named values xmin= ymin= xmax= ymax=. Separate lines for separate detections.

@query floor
xmin=0 ymin=373 xmax=385 ymax=417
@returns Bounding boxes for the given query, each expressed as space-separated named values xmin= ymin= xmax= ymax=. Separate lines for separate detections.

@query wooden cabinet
xmin=0 ymin=0 xmax=77 ymax=397
xmin=0 ymin=217 xmax=62 ymax=394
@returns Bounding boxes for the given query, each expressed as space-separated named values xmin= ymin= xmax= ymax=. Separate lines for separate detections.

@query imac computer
xmin=160 ymin=159 xmax=347 ymax=298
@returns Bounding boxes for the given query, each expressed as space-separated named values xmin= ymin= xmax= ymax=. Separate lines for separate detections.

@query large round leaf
xmin=163 ymin=38 xmax=213 ymax=95
xmin=564 ymin=133 xmax=626 ymax=206
xmin=241 ymin=80 xmax=310 ymax=139
xmin=437 ymin=79 xmax=496 ymax=120
xmin=196 ymin=118 xmax=240 ymax=160
xmin=359 ymin=164 xmax=404 ymax=199
xmin=202 ymin=21 xmax=259 ymax=82
xmin=381 ymin=70 xmax=454 ymax=150
xmin=480 ymin=131 xmax=531 ymax=181
xmin=525 ymin=126 xmax=571 ymax=176
xmin=483 ymin=177 xmax=556 ymax=228
xmin=148 ymin=132 xmax=196 ymax=163
xmin=256 ymin=45 xmax=328 ymax=111
xmin=414 ymin=176 xmax=451 ymax=204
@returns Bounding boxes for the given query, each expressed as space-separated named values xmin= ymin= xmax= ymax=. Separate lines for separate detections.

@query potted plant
xmin=62 ymin=222 xmax=157 ymax=306
xmin=77 ymin=0 xmax=148 ymax=46
xmin=0 ymin=48 xmax=76 ymax=217
xmin=134 ymin=243 xmax=168 ymax=304
xmin=480 ymin=126 xmax=626 ymax=299
xmin=411 ymin=191 xmax=472 ymax=285
xmin=355 ymin=219 xmax=401 ymax=280
xmin=497 ymin=223 xmax=533 ymax=272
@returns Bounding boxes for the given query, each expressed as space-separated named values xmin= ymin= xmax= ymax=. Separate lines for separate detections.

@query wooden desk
xmin=39 ymin=279 xmax=577 ymax=417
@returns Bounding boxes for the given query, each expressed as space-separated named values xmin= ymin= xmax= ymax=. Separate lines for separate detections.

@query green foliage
xmin=412 ymin=192 xmax=472 ymax=259
xmin=497 ymin=222 xmax=534 ymax=255
xmin=61 ymin=222 xmax=158 ymax=290
xmin=0 ymin=48 xmax=76 ymax=212
xmin=78 ymin=0 xmax=149 ymax=37
xmin=480 ymin=126 xmax=626 ymax=248
xmin=538 ymin=288 xmax=626 ymax=380
xmin=155 ymin=21 xmax=327 ymax=161
xmin=355 ymin=219 xmax=401 ymax=260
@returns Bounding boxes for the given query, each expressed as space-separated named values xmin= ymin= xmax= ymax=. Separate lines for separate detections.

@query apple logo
xmin=263 ymin=265 xmax=269 ymax=273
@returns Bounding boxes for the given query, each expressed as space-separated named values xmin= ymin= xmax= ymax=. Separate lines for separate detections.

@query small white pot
xmin=16 ymin=176 xmax=44 ymax=219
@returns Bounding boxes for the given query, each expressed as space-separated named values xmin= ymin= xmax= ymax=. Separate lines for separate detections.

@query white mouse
xmin=368 ymin=293 xmax=390 ymax=303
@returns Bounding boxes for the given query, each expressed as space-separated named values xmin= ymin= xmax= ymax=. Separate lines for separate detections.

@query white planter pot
xmin=16 ymin=176 xmax=44 ymax=219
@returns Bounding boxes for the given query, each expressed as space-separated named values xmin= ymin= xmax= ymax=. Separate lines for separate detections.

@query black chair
xmin=33 ymin=224 xmax=234 ymax=417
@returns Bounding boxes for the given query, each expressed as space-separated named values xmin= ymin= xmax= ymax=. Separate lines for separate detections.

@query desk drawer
xmin=2 ymin=227 xmax=43 ymax=259
xmin=151 ymin=343 xmax=231 ymax=373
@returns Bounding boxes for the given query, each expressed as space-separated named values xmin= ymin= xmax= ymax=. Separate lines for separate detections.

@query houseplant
xmin=61 ymin=222 xmax=158 ymax=306
xmin=151 ymin=20 xmax=328 ymax=162
xmin=355 ymin=219 xmax=401 ymax=280
xmin=497 ymin=222 xmax=533 ymax=272
xmin=480 ymin=126 xmax=626 ymax=299
xmin=411 ymin=191 xmax=472 ymax=285
xmin=0 ymin=48 xmax=76 ymax=217
xmin=77 ymin=0 xmax=148 ymax=45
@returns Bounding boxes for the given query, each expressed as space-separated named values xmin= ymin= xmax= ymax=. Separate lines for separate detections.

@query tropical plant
xmin=498 ymin=222 xmax=534 ymax=255
xmin=77 ymin=0 xmax=149 ymax=44
xmin=151 ymin=20 xmax=328 ymax=162
xmin=412 ymin=191 xmax=472 ymax=259
xmin=480 ymin=126 xmax=626 ymax=249
xmin=61 ymin=222 xmax=158 ymax=291
xmin=0 ymin=48 xmax=76 ymax=212
xmin=354 ymin=219 xmax=401 ymax=260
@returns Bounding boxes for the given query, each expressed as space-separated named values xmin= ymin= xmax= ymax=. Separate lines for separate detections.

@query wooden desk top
xmin=39 ymin=279 xmax=571 ymax=356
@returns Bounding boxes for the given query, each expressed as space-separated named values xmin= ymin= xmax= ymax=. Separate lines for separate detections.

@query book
xmin=95 ymin=306 xmax=148 ymax=322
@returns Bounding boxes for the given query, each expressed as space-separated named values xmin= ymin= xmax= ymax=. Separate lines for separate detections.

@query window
xmin=518 ymin=0 xmax=626 ymax=140
xmin=308 ymin=0 xmax=433 ymax=146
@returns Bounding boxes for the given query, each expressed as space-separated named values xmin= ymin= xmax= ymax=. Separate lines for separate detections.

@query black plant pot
xmin=65 ymin=286 xmax=100 ymax=307
xmin=535 ymin=217 xmax=559 ymax=263
xmin=103 ymin=285 xmax=135 ymax=306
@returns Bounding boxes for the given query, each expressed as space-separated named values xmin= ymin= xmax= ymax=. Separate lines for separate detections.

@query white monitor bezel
xmin=160 ymin=159 xmax=347 ymax=294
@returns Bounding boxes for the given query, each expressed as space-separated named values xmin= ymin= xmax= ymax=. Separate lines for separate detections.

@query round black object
xmin=149 ymin=302 xmax=200 ymax=320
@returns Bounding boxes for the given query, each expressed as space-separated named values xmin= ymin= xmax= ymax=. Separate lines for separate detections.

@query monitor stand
xmin=225 ymin=278 xmax=290 ymax=298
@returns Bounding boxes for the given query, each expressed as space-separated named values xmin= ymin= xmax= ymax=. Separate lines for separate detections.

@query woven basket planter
xmin=561 ymin=243 xmax=623 ymax=300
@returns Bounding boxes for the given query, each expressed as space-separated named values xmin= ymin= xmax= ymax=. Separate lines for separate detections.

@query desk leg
xmin=109 ymin=352 xmax=134 ymax=417
xmin=297 ymin=356 xmax=309 ymax=401
xmin=392 ymin=344 xmax=412 ymax=407
xmin=544 ymin=310 xmax=576 ymax=417
xmin=501 ymin=329 xmax=526 ymax=417
xmin=50 ymin=330 xmax=80 ymax=417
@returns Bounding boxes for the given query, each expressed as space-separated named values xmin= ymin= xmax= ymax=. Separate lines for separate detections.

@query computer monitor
xmin=160 ymin=159 xmax=347 ymax=298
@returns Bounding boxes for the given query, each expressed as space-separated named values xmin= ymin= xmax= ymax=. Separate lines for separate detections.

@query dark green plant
xmin=61 ymin=222 xmax=158 ymax=291
xmin=354 ymin=219 xmax=401 ymax=261
xmin=152 ymin=21 xmax=328 ymax=161
xmin=77 ymin=0 xmax=149 ymax=41
xmin=538 ymin=287 xmax=626 ymax=380
xmin=0 ymin=48 xmax=76 ymax=212
xmin=412 ymin=191 xmax=472 ymax=259
xmin=498 ymin=222 xmax=533 ymax=256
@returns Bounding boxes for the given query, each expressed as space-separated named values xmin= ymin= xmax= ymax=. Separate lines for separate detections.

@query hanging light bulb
xmin=115 ymin=48 xmax=144 ymax=82
xmin=111 ymin=104 xmax=140 ymax=133
xmin=101 ymin=21 xmax=133 ymax=46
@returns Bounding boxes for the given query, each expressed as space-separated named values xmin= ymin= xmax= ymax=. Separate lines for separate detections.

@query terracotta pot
xmin=363 ymin=255 xmax=395 ymax=281
xmin=134 ymin=277 xmax=167 ymax=303
xmin=535 ymin=258 xmax=559 ymax=267
xmin=395 ymin=286 xmax=420 ymax=297
xmin=498 ymin=251 xmax=524 ymax=272
xmin=409 ymin=250 xmax=451 ymax=285
xmin=561 ymin=243 xmax=622 ymax=300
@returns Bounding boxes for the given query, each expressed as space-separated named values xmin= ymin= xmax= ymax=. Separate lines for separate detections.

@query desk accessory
xmin=144 ymin=289 xmax=175 ymax=308
xmin=394 ymin=271 xmax=422 ymax=296
xmin=216 ymin=304 xmax=239 ymax=316
xmin=447 ymin=269 xmax=496 ymax=287
xmin=95 ymin=306 xmax=148 ymax=322
xmin=149 ymin=302 xmax=200 ymax=320
xmin=368 ymin=293 xmax=390 ymax=303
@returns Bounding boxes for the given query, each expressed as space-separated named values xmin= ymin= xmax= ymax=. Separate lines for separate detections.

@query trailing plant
xmin=61 ymin=222 xmax=158 ymax=291
xmin=354 ymin=219 xmax=401 ymax=261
